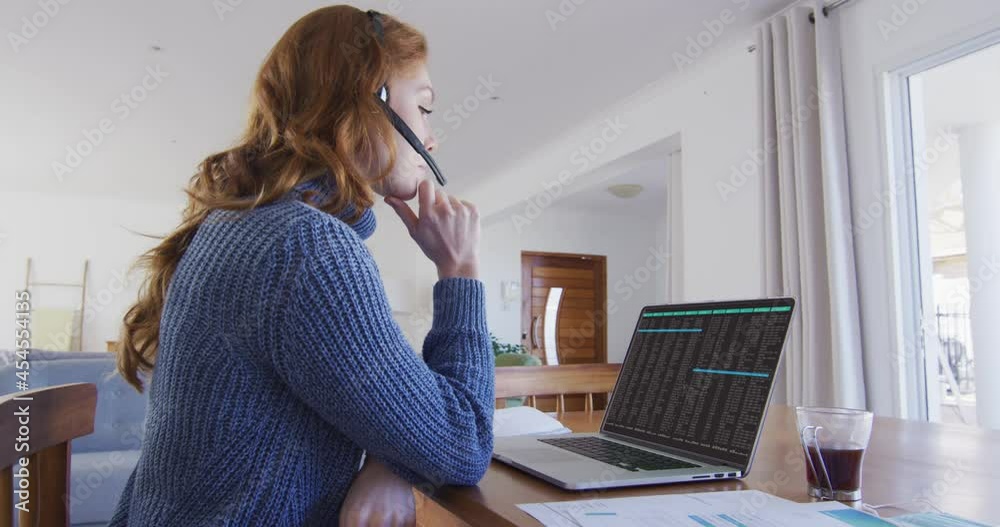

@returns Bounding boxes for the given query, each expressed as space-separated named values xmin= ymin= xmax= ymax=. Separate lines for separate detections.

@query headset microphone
xmin=367 ymin=10 xmax=447 ymax=187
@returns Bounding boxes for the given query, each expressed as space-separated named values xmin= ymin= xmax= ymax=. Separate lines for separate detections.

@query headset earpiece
xmin=365 ymin=10 xmax=447 ymax=186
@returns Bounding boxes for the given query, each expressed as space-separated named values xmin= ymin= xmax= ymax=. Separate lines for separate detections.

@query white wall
xmin=2 ymin=5 xmax=763 ymax=366
xmin=838 ymin=0 xmax=1000 ymax=417
xmin=1 ymin=191 xmax=182 ymax=352
xmin=0 ymin=192 xmax=435 ymax=353
xmin=2 ymin=184 xmax=667 ymax=359
xmin=481 ymin=208 xmax=666 ymax=364
xmin=467 ymin=45 xmax=764 ymax=309
xmin=467 ymin=0 xmax=1000 ymax=417
xmin=14 ymin=0 xmax=998 ymax=416
xmin=365 ymin=202 xmax=439 ymax=351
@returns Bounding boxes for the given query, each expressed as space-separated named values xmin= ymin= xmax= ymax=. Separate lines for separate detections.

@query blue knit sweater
xmin=109 ymin=179 xmax=494 ymax=526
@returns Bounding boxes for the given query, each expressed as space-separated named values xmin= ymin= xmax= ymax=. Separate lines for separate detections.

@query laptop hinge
xmin=600 ymin=430 xmax=744 ymax=470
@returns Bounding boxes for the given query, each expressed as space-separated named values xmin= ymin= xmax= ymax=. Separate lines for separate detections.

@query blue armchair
xmin=1 ymin=350 xmax=147 ymax=526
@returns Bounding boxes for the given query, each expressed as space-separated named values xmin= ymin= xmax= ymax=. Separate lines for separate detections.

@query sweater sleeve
xmin=270 ymin=215 xmax=494 ymax=487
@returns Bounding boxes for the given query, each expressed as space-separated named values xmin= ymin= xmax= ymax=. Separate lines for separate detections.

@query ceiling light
xmin=606 ymin=184 xmax=644 ymax=199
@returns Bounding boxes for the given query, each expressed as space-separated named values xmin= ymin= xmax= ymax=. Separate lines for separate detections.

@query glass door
xmin=898 ymin=41 xmax=1000 ymax=427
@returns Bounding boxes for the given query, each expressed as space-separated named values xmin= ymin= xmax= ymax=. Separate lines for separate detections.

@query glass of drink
xmin=794 ymin=406 xmax=873 ymax=501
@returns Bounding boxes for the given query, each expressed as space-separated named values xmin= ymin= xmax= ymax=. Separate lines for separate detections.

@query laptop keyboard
xmin=539 ymin=436 xmax=699 ymax=472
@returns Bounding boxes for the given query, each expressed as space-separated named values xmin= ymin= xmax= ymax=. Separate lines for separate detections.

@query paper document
xmin=890 ymin=512 xmax=994 ymax=527
xmin=493 ymin=406 xmax=572 ymax=437
xmin=783 ymin=502 xmax=994 ymax=527
xmin=518 ymin=490 xmax=900 ymax=527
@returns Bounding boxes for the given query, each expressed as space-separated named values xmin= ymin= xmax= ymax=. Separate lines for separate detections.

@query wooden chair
xmin=1 ymin=383 xmax=98 ymax=527
xmin=494 ymin=363 xmax=622 ymax=413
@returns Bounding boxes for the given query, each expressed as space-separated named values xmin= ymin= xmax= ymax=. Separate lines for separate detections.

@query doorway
xmin=890 ymin=34 xmax=1000 ymax=427
xmin=521 ymin=251 xmax=608 ymax=410
xmin=521 ymin=251 xmax=607 ymax=365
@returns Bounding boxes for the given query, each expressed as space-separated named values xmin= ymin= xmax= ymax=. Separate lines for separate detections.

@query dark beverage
xmin=804 ymin=443 xmax=865 ymax=491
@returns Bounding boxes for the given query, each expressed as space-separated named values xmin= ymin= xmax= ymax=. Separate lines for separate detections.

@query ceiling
xmin=545 ymin=135 xmax=679 ymax=218
xmin=1 ymin=0 xmax=792 ymax=202
xmin=551 ymin=161 xmax=670 ymax=217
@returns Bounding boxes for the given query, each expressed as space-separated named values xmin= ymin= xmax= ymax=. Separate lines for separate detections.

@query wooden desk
xmin=424 ymin=405 xmax=1000 ymax=526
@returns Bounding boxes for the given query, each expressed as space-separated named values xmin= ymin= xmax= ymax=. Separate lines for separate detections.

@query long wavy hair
xmin=116 ymin=5 xmax=427 ymax=392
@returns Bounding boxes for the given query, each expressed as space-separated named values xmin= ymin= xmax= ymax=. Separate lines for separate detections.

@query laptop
xmin=492 ymin=297 xmax=796 ymax=490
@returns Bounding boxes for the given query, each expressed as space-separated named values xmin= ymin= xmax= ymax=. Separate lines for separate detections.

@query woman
xmin=110 ymin=5 xmax=493 ymax=526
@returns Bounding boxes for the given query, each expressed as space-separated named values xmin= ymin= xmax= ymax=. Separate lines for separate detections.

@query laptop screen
xmin=601 ymin=298 xmax=795 ymax=469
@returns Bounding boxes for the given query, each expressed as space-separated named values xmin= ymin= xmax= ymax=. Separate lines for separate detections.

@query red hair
xmin=116 ymin=5 xmax=428 ymax=391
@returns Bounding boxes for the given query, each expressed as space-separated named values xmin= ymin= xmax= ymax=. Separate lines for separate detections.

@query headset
xmin=366 ymin=10 xmax=447 ymax=186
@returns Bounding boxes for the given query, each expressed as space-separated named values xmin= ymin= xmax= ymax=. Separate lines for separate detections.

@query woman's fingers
xmin=435 ymin=186 xmax=453 ymax=215
xmin=386 ymin=179 xmax=480 ymax=280
xmin=448 ymin=194 xmax=465 ymax=216
xmin=417 ymin=179 xmax=435 ymax=219
xmin=460 ymin=199 xmax=478 ymax=219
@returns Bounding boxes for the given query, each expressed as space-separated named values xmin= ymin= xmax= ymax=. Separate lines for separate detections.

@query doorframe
xmin=881 ymin=27 xmax=1000 ymax=421
xmin=521 ymin=251 xmax=608 ymax=364
xmin=667 ymin=150 xmax=684 ymax=303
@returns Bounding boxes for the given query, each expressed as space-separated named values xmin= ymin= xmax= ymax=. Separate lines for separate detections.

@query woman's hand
xmin=385 ymin=179 xmax=480 ymax=280
xmin=340 ymin=458 xmax=416 ymax=527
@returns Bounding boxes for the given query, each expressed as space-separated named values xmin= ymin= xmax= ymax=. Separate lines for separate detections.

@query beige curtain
xmin=758 ymin=1 xmax=867 ymax=409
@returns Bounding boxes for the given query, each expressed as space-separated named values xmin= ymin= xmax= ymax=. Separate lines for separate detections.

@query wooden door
xmin=521 ymin=251 xmax=607 ymax=411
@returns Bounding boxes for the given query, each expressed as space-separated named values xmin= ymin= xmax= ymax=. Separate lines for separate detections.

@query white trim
xmin=875 ymin=72 xmax=908 ymax=418
xmin=879 ymin=25 xmax=1000 ymax=421
xmin=668 ymin=150 xmax=684 ymax=303
xmin=907 ymin=75 xmax=942 ymax=423
xmin=875 ymin=17 xmax=1000 ymax=77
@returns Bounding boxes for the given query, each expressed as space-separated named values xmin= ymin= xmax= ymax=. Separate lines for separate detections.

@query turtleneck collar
xmin=289 ymin=177 xmax=377 ymax=241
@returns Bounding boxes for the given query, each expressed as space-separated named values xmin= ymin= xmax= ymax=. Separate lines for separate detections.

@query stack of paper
xmin=493 ymin=406 xmax=573 ymax=437
xmin=518 ymin=490 xmax=995 ymax=527
xmin=520 ymin=491 xmax=804 ymax=527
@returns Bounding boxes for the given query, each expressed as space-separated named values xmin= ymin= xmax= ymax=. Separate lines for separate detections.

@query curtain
xmin=758 ymin=1 xmax=867 ymax=409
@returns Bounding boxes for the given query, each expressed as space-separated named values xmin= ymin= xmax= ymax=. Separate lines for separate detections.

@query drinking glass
xmin=795 ymin=406 xmax=873 ymax=501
